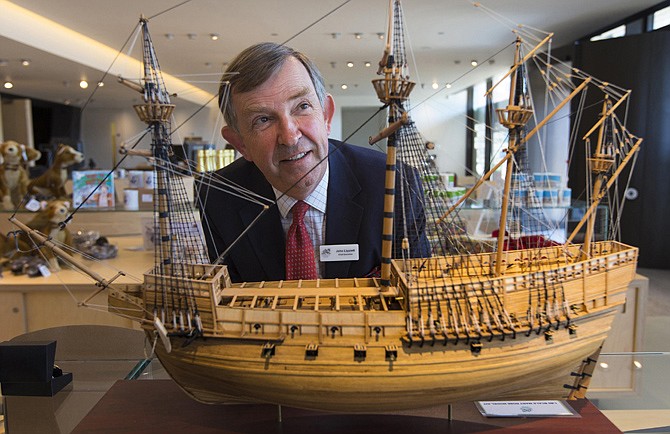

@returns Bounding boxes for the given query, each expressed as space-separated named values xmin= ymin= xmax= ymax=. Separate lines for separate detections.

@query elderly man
xmin=199 ymin=42 xmax=429 ymax=283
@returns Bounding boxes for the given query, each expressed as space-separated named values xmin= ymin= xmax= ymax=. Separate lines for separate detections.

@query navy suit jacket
xmin=199 ymin=140 xmax=429 ymax=283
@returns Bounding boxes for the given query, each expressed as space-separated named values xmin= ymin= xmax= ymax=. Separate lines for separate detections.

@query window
xmin=467 ymin=73 xmax=511 ymax=178
xmin=652 ymin=6 xmax=670 ymax=30
xmin=589 ymin=24 xmax=626 ymax=42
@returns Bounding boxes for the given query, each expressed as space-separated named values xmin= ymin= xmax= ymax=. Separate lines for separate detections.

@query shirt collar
xmin=275 ymin=162 xmax=329 ymax=218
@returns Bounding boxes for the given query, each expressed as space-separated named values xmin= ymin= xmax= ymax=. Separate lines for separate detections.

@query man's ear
xmin=323 ymin=94 xmax=335 ymax=136
xmin=221 ymin=126 xmax=250 ymax=161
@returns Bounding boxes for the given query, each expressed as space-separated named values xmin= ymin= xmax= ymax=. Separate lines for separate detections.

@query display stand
xmin=72 ymin=380 xmax=622 ymax=434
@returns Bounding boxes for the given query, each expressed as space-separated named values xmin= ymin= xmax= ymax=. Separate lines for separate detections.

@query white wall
xmin=335 ymin=89 xmax=468 ymax=179
xmin=81 ymin=102 xmax=223 ymax=169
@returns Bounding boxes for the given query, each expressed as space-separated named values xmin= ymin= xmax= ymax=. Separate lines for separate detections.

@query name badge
xmin=320 ymin=244 xmax=359 ymax=262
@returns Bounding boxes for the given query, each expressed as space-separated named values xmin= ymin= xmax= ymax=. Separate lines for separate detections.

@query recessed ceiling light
xmin=346 ymin=61 xmax=354 ymax=68
xmin=341 ymin=84 xmax=348 ymax=90
xmin=330 ymin=61 xmax=336 ymax=69
xmin=470 ymin=60 xmax=478 ymax=67
xmin=97 ymin=81 xmax=104 ymax=87
xmin=165 ymin=33 xmax=175 ymax=40
xmin=431 ymin=82 xmax=439 ymax=90
xmin=376 ymin=32 xmax=384 ymax=40
xmin=79 ymin=80 xmax=89 ymax=89
xmin=210 ymin=33 xmax=219 ymax=41
xmin=445 ymin=83 xmax=452 ymax=89
xmin=21 ymin=59 xmax=30 ymax=66
xmin=0 ymin=59 xmax=8 ymax=67
xmin=187 ymin=33 xmax=197 ymax=40
xmin=331 ymin=33 xmax=341 ymax=39
xmin=364 ymin=61 xmax=371 ymax=67
xmin=354 ymin=33 xmax=362 ymax=39
xmin=3 ymin=81 xmax=13 ymax=89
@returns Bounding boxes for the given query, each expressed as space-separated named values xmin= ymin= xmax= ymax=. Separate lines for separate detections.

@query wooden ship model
xmin=10 ymin=1 xmax=641 ymax=412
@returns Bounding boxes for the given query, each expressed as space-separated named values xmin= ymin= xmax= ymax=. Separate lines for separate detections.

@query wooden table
xmin=72 ymin=380 xmax=622 ymax=433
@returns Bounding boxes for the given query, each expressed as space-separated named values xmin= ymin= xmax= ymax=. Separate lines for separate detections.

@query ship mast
xmin=580 ymin=98 xmax=615 ymax=258
xmin=493 ymin=38 xmax=533 ymax=275
xmin=121 ymin=17 xmax=210 ymax=334
xmin=372 ymin=0 xmax=416 ymax=290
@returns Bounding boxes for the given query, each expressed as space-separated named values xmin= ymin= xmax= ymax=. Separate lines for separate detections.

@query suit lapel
xmin=324 ymin=148 xmax=364 ymax=278
xmin=239 ymin=203 xmax=284 ymax=280
xmin=237 ymin=168 xmax=285 ymax=280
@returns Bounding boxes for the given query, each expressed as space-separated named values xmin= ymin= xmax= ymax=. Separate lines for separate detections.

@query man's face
xmin=222 ymin=57 xmax=335 ymax=200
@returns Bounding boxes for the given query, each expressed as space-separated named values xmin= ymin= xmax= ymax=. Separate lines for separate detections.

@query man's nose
xmin=278 ymin=116 xmax=301 ymax=146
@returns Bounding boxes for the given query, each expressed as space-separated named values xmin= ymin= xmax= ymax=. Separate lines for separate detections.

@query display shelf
xmin=0 ymin=235 xmax=153 ymax=341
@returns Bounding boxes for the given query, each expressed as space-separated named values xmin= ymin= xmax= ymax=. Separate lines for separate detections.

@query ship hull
xmin=153 ymin=309 xmax=615 ymax=412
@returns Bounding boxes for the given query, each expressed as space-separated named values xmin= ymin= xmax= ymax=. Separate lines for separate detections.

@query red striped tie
xmin=285 ymin=200 xmax=318 ymax=280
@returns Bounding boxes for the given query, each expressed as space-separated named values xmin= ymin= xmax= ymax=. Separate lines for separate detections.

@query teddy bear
xmin=21 ymin=200 xmax=73 ymax=272
xmin=0 ymin=140 xmax=42 ymax=210
xmin=27 ymin=144 xmax=84 ymax=200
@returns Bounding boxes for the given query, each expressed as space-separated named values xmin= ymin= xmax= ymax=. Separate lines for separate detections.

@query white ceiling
xmin=0 ymin=0 xmax=663 ymax=110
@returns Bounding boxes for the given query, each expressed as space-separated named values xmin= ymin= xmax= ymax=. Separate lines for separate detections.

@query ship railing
xmin=398 ymin=241 xmax=638 ymax=336
xmin=142 ymin=263 xmax=230 ymax=334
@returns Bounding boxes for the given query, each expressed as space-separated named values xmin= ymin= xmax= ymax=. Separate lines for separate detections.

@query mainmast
xmin=493 ymin=38 xmax=533 ymax=275
xmin=372 ymin=0 xmax=415 ymax=290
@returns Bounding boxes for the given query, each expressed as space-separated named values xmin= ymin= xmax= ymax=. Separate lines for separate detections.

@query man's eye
xmin=253 ymin=116 xmax=270 ymax=126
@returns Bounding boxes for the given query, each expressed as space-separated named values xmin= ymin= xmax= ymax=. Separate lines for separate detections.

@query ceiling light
xmin=445 ymin=83 xmax=452 ymax=89
xmin=3 ymin=81 xmax=13 ymax=89
xmin=470 ymin=60 xmax=478 ymax=67
xmin=454 ymin=60 xmax=461 ymax=65
xmin=330 ymin=61 xmax=336 ymax=69
xmin=341 ymin=84 xmax=348 ymax=90
xmin=79 ymin=80 xmax=89 ymax=89
xmin=364 ymin=61 xmax=371 ymax=67
xmin=64 ymin=99 xmax=71 ymax=105
xmin=187 ymin=33 xmax=197 ymax=40
xmin=0 ymin=59 xmax=8 ymax=67
xmin=354 ymin=33 xmax=363 ymax=39
xmin=97 ymin=81 xmax=104 ymax=87
xmin=165 ymin=33 xmax=175 ymax=40
xmin=210 ymin=33 xmax=219 ymax=41
xmin=377 ymin=32 xmax=385 ymax=40
xmin=599 ymin=362 xmax=609 ymax=369
xmin=346 ymin=61 xmax=354 ymax=68
xmin=331 ymin=33 xmax=341 ymax=39
xmin=431 ymin=82 xmax=439 ymax=90
xmin=633 ymin=360 xmax=642 ymax=369
xmin=21 ymin=59 xmax=30 ymax=66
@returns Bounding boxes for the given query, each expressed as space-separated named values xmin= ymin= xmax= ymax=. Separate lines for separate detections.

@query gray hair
xmin=218 ymin=42 xmax=327 ymax=131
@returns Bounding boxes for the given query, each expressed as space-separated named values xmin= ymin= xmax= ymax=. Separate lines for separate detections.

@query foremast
xmin=372 ymin=0 xmax=415 ymax=290
xmin=126 ymin=17 xmax=211 ymax=335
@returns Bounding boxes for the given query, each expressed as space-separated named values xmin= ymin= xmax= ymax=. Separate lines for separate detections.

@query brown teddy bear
xmin=21 ymin=200 xmax=73 ymax=271
xmin=0 ymin=140 xmax=42 ymax=210
xmin=27 ymin=144 xmax=83 ymax=200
